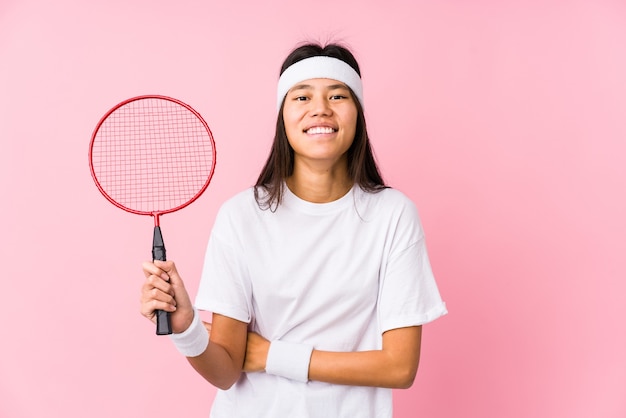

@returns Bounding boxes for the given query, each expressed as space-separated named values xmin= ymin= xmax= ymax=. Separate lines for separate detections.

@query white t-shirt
xmin=195 ymin=185 xmax=447 ymax=418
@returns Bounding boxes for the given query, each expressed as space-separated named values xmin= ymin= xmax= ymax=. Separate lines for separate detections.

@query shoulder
xmin=213 ymin=187 xmax=259 ymax=224
xmin=358 ymin=187 xmax=425 ymax=237
xmin=378 ymin=187 xmax=415 ymax=205
xmin=221 ymin=187 xmax=257 ymax=210
xmin=358 ymin=187 xmax=419 ymax=215
xmin=208 ymin=187 xmax=265 ymax=244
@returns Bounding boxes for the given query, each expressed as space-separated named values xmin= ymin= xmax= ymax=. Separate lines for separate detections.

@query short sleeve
xmin=377 ymin=198 xmax=447 ymax=332
xmin=378 ymin=238 xmax=447 ymax=332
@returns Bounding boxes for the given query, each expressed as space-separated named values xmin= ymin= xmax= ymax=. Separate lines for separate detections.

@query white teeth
xmin=306 ymin=126 xmax=335 ymax=134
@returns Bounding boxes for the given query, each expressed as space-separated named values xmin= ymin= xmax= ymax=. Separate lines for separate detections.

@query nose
xmin=309 ymin=95 xmax=332 ymax=116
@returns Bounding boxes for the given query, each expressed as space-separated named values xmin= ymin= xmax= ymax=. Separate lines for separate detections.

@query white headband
xmin=276 ymin=56 xmax=364 ymax=111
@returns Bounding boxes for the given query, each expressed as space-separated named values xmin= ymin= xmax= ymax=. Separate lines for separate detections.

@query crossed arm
xmin=141 ymin=260 xmax=422 ymax=390
xmin=244 ymin=322 xmax=422 ymax=389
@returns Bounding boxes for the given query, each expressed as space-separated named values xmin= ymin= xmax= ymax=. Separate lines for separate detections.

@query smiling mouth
xmin=305 ymin=126 xmax=337 ymax=134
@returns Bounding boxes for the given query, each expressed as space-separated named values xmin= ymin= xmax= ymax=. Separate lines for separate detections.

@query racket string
xmin=91 ymin=98 xmax=215 ymax=213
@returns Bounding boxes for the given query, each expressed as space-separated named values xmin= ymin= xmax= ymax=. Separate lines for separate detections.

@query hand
xmin=140 ymin=260 xmax=195 ymax=334
xmin=243 ymin=332 xmax=270 ymax=373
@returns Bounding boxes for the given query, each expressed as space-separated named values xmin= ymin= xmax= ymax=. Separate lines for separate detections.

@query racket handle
xmin=156 ymin=309 xmax=172 ymax=336
xmin=152 ymin=226 xmax=166 ymax=261
xmin=152 ymin=226 xmax=172 ymax=335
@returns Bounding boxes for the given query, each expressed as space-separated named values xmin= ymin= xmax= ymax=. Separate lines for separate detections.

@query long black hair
xmin=254 ymin=42 xmax=386 ymax=210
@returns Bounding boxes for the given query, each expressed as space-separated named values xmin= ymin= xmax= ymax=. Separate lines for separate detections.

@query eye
xmin=289 ymin=93 xmax=309 ymax=102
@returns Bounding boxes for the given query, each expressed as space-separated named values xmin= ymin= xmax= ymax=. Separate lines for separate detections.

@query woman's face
xmin=282 ymin=78 xmax=358 ymax=169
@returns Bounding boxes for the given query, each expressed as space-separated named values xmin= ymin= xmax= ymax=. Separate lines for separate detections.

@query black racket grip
xmin=152 ymin=226 xmax=172 ymax=335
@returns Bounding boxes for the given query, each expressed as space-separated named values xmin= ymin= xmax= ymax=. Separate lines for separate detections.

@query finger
xmin=153 ymin=260 xmax=191 ymax=304
xmin=143 ymin=274 xmax=174 ymax=296
xmin=153 ymin=260 xmax=177 ymax=278
xmin=154 ymin=260 xmax=189 ymax=288
xmin=139 ymin=285 xmax=178 ymax=319
xmin=140 ymin=285 xmax=177 ymax=306
xmin=142 ymin=261 xmax=170 ymax=281
xmin=140 ymin=298 xmax=176 ymax=323
xmin=147 ymin=260 xmax=194 ymax=320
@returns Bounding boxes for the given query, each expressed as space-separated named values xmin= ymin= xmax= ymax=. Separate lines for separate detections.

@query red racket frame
xmin=88 ymin=95 xmax=216 ymax=227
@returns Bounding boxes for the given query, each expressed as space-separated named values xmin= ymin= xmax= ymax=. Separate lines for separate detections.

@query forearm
xmin=185 ymin=313 xmax=248 ymax=390
xmin=187 ymin=341 xmax=242 ymax=390
xmin=311 ymin=326 xmax=421 ymax=389
xmin=309 ymin=348 xmax=417 ymax=389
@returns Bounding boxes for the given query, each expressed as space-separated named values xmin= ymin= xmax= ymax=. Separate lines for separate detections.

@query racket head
xmin=89 ymin=95 xmax=216 ymax=219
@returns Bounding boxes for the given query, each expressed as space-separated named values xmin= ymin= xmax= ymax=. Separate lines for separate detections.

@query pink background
xmin=1 ymin=0 xmax=625 ymax=417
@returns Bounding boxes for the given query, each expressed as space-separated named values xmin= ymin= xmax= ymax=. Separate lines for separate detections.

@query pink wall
xmin=1 ymin=0 xmax=625 ymax=417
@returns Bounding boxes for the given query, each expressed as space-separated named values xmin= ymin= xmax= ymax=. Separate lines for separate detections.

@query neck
xmin=287 ymin=160 xmax=353 ymax=203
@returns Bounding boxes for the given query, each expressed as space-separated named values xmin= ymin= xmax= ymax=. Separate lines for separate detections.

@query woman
xmin=140 ymin=42 xmax=447 ymax=417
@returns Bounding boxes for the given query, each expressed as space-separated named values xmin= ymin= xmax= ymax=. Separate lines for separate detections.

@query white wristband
xmin=265 ymin=340 xmax=313 ymax=383
xmin=168 ymin=307 xmax=209 ymax=357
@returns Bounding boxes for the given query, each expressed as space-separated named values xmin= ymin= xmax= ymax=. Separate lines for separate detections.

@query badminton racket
xmin=89 ymin=95 xmax=216 ymax=335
